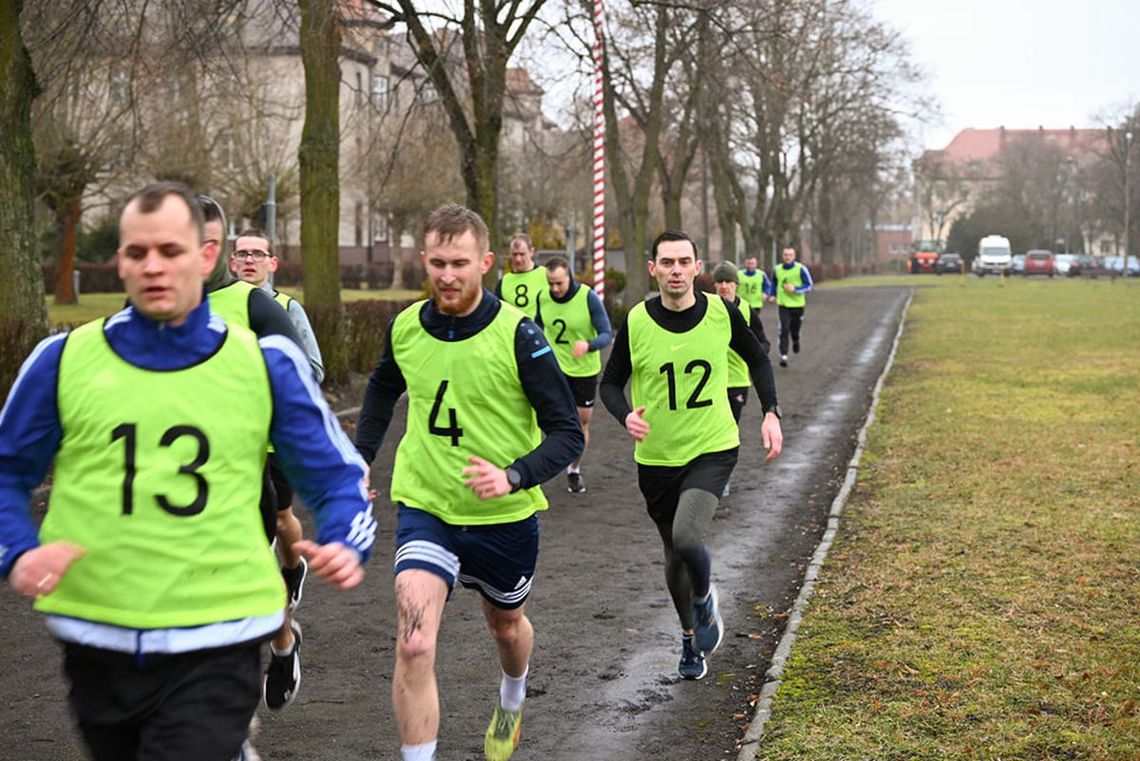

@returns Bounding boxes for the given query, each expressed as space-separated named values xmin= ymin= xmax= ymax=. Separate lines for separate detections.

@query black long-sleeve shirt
xmin=355 ymin=289 xmax=583 ymax=490
xmin=600 ymin=291 xmax=779 ymax=424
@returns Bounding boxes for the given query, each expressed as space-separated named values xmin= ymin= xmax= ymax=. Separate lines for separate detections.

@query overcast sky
xmin=873 ymin=0 xmax=1140 ymax=151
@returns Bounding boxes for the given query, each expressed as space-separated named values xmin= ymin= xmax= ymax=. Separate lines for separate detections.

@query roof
xmin=506 ymin=67 xmax=544 ymax=96
xmin=923 ymin=127 xmax=1108 ymax=167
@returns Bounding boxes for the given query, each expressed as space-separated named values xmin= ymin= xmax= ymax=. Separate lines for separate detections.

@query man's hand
xmin=767 ymin=295 xmax=777 ymax=304
xmin=783 ymin=282 xmax=796 ymax=293
xmin=292 ymin=540 xmax=363 ymax=590
xmin=572 ymin=340 xmax=590 ymax=358
xmin=761 ymin=412 xmax=784 ymax=462
xmin=625 ymin=406 xmax=650 ymax=441
xmin=9 ymin=542 xmax=86 ymax=598
xmin=463 ymin=455 xmax=511 ymax=500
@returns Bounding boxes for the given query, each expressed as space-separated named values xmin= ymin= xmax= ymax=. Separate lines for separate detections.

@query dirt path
xmin=0 ymin=285 xmax=911 ymax=761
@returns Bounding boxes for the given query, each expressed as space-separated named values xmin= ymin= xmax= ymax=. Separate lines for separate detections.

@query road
xmin=0 ymin=284 xmax=911 ymax=761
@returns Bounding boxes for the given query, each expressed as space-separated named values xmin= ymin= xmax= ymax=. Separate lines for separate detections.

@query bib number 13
xmin=429 ymin=380 xmax=464 ymax=446
xmin=111 ymin=423 xmax=210 ymax=517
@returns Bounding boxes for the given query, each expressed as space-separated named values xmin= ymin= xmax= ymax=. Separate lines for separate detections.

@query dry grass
xmin=756 ymin=277 xmax=1140 ymax=760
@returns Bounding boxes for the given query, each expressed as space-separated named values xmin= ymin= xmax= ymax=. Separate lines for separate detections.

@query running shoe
xmin=779 ymin=355 xmax=788 ymax=367
xmin=793 ymin=339 xmax=801 ymax=354
xmin=567 ymin=472 xmax=586 ymax=493
xmin=484 ymin=700 xmax=523 ymax=761
xmin=263 ymin=619 xmax=302 ymax=711
xmin=281 ymin=557 xmax=308 ymax=611
xmin=692 ymin=583 xmax=724 ymax=655
xmin=678 ymin=635 xmax=707 ymax=680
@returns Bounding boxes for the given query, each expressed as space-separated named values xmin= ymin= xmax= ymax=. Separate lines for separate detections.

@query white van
xmin=975 ymin=235 xmax=1012 ymax=276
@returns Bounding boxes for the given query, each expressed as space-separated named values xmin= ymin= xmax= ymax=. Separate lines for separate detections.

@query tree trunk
xmin=298 ymin=0 xmax=344 ymax=380
xmin=53 ymin=198 xmax=81 ymax=305
xmin=389 ymin=218 xmax=405 ymax=291
xmin=0 ymin=0 xmax=48 ymax=397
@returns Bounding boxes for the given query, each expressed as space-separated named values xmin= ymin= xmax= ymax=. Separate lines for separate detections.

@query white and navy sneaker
xmin=692 ymin=584 xmax=724 ymax=655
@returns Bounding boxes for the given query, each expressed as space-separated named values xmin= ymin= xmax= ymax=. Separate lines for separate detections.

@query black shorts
xmin=63 ymin=642 xmax=262 ymax=761
xmin=637 ymin=448 xmax=739 ymax=524
xmin=267 ymin=455 xmax=294 ymax=511
xmin=564 ymin=373 xmax=598 ymax=408
xmin=258 ymin=455 xmax=295 ymax=541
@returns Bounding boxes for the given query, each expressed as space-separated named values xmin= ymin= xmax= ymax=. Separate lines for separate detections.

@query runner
xmin=537 ymin=255 xmax=613 ymax=493
xmin=772 ymin=247 xmax=814 ymax=368
xmin=0 ymin=182 xmax=375 ymax=761
xmin=230 ymin=227 xmax=325 ymax=711
xmin=736 ymin=255 xmax=773 ymax=352
xmin=600 ymin=230 xmax=783 ymax=681
xmin=495 ymin=233 xmax=547 ymax=321
xmin=355 ymin=204 xmax=582 ymax=761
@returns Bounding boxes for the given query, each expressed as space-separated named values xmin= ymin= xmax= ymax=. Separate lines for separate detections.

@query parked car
xmin=909 ymin=250 xmax=940 ymax=273
xmin=1105 ymin=255 xmax=1140 ymax=276
xmin=936 ymin=252 xmax=963 ymax=274
xmin=1023 ymin=250 xmax=1055 ymax=277
xmin=1010 ymin=254 xmax=1026 ymax=274
xmin=1053 ymin=253 xmax=1079 ymax=277
xmin=1074 ymin=254 xmax=1103 ymax=278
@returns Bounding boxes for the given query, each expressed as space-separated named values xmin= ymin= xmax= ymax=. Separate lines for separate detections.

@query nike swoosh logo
xmin=670 ymin=343 xmax=684 ymax=351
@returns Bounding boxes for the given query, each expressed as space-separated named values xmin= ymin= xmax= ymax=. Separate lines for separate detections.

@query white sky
xmin=873 ymin=0 xmax=1140 ymax=151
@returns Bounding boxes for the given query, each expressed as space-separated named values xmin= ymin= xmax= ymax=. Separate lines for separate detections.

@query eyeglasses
xmin=232 ymin=250 xmax=272 ymax=261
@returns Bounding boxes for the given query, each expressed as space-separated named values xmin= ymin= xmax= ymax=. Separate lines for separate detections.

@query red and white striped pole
xmin=591 ymin=0 xmax=606 ymax=298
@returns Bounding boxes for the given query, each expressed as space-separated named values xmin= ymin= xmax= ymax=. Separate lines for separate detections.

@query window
xmin=371 ymin=75 xmax=389 ymax=110
xmin=354 ymin=202 xmax=363 ymax=247
xmin=110 ymin=71 xmax=128 ymax=105
xmin=373 ymin=37 xmax=388 ymax=58
xmin=1101 ymin=240 xmax=1112 ymax=255
xmin=373 ymin=213 xmax=388 ymax=243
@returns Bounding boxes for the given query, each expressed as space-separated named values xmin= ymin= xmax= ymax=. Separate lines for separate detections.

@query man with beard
xmin=355 ymin=204 xmax=582 ymax=761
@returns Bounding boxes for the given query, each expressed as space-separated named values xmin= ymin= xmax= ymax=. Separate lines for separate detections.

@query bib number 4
xmin=428 ymin=380 xmax=464 ymax=446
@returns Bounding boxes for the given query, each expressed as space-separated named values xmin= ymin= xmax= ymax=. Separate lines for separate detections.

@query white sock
xmin=269 ymin=635 xmax=296 ymax=657
xmin=567 ymin=465 xmax=580 ymax=474
xmin=400 ymin=740 xmax=437 ymax=761
xmin=499 ymin=668 xmax=528 ymax=712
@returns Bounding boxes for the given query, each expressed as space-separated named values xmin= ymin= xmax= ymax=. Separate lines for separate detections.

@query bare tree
xmin=368 ymin=0 xmax=548 ymax=257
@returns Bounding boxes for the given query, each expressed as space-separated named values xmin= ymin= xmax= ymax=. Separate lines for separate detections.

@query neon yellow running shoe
xmin=483 ymin=701 xmax=523 ymax=761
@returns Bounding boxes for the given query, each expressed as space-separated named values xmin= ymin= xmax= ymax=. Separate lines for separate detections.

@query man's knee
xmin=485 ymin=608 xmax=529 ymax=647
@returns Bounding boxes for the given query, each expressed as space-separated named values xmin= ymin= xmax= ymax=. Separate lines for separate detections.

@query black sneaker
xmin=677 ymin=635 xmax=706 ymax=680
xmin=779 ymin=355 xmax=788 ymax=367
xmin=281 ymin=557 xmax=308 ymax=611
xmin=793 ymin=339 xmax=801 ymax=354
xmin=567 ymin=472 xmax=586 ymax=493
xmin=263 ymin=619 xmax=302 ymax=711
xmin=692 ymin=583 xmax=724 ymax=655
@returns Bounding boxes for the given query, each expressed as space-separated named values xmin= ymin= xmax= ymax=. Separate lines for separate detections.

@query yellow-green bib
xmin=540 ymin=285 xmax=601 ymax=378
xmin=628 ymin=294 xmax=739 ymax=465
xmin=389 ymin=300 xmax=547 ymax=525
xmin=738 ymin=271 xmax=766 ymax=309
xmin=273 ymin=291 xmax=294 ymax=310
xmin=207 ymin=280 xmax=255 ymax=328
xmin=500 ymin=266 xmax=548 ymax=321
xmin=38 ymin=319 xmax=282 ymax=629
xmin=775 ymin=263 xmax=806 ymax=308
xmin=726 ymin=296 xmax=752 ymax=388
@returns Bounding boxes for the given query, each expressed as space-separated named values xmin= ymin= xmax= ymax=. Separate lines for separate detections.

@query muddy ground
xmin=1 ymin=285 xmax=911 ymax=761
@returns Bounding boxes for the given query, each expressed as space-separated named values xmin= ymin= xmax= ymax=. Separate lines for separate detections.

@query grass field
xmin=45 ymin=287 xmax=422 ymax=326
xmin=756 ymin=277 xmax=1140 ymax=760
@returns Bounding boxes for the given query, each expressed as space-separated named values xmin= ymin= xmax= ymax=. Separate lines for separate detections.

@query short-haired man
xmin=494 ymin=233 xmax=547 ymax=321
xmin=772 ymin=247 xmax=814 ymax=368
xmin=230 ymin=227 xmax=325 ymax=710
xmin=537 ymin=255 xmax=613 ymax=493
xmin=355 ymin=204 xmax=582 ymax=761
xmin=196 ymin=196 xmax=306 ymax=355
xmin=600 ymin=230 xmax=783 ymax=681
xmin=737 ymin=255 xmax=774 ymax=349
xmin=0 ymin=182 xmax=376 ymax=761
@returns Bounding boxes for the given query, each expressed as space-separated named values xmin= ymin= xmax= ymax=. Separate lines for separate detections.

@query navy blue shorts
xmin=393 ymin=505 xmax=540 ymax=610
